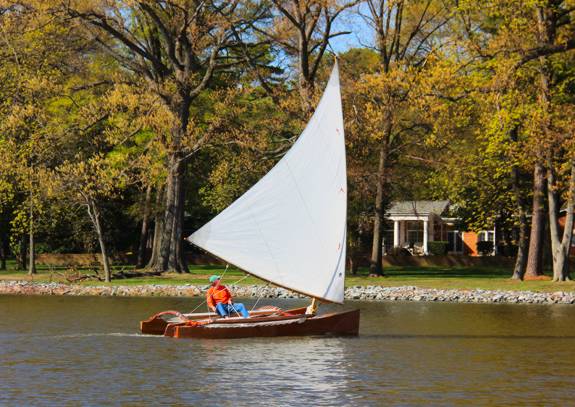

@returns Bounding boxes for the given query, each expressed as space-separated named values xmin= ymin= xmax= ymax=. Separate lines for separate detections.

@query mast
xmin=306 ymin=298 xmax=320 ymax=315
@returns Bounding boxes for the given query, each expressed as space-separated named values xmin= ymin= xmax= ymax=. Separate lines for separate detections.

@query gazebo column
xmin=393 ymin=221 xmax=400 ymax=247
xmin=423 ymin=220 xmax=429 ymax=255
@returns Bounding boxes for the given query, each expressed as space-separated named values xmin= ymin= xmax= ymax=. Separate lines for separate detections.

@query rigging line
xmin=229 ymin=274 xmax=249 ymax=285
xmin=228 ymin=274 xmax=250 ymax=318
xmin=230 ymin=304 xmax=242 ymax=318
xmin=189 ymin=298 xmax=208 ymax=314
xmin=220 ymin=263 xmax=230 ymax=281
xmin=327 ymin=42 xmax=338 ymax=60
xmin=250 ymin=282 xmax=270 ymax=312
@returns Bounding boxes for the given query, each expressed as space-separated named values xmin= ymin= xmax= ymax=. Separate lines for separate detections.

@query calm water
xmin=1 ymin=296 xmax=575 ymax=406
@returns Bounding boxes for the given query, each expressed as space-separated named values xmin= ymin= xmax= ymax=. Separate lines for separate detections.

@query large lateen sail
xmin=187 ymin=62 xmax=347 ymax=303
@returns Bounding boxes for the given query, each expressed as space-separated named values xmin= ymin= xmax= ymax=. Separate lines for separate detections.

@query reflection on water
xmin=1 ymin=296 xmax=575 ymax=406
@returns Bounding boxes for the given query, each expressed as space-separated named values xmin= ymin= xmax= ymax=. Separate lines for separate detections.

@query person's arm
xmin=225 ymin=287 xmax=233 ymax=304
xmin=206 ymin=289 xmax=216 ymax=311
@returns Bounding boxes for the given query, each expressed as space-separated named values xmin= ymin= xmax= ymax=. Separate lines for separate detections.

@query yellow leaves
xmin=351 ymin=67 xmax=420 ymax=141
xmin=103 ymin=82 xmax=174 ymax=145
xmin=54 ymin=153 xmax=129 ymax=204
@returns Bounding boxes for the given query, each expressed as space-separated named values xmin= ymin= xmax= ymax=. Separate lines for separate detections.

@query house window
xmin=406 ymin=221 xmax=423 ymax=246
xmin=382 ymin=230 xmax=394 ymax=253
xmin=478 ymin=231 xmax=495 ymax=242
xmin=447 ymin=231 xmax=463 ymax=252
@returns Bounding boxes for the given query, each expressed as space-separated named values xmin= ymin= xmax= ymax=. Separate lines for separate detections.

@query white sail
xmin=188 ymin=62 xmax=347 ymax=303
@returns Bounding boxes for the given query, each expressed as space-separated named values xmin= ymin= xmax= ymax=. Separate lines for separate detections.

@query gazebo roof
xmin=387 ymin=200 xmax=450 ymax=217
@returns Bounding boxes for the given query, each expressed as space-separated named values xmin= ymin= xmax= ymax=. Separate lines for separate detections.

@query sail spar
xmin=187 ymin=62 xmax=347 ymax=303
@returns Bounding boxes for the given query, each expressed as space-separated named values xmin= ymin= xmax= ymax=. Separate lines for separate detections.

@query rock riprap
xmin=1 ymin=281 xmax=574 ymax=304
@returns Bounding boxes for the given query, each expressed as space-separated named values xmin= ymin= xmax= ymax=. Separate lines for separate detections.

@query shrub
xmin=387 ymin=247 xmax=412 ymax=256
xmin=428 ymin=241 xmax=448 ymax=255
xmin=477 ymin=241 xmax=494 ymax=256
xmin=498 ymin=244 xmax=517 ymax=257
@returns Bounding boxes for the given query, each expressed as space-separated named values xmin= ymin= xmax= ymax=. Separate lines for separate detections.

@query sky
xmin=329 ymin=4 xmax=375 ymax=53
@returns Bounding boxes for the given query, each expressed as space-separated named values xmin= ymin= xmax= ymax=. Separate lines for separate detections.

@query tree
xmin=542 ymin=60 xmax=575 ymax=281
xmin=517 ymin=0 xmax=575 ymax=279
xmin=100 ymin=82 xmax=170 ymax=268
xmin=0 ymin=2 xmax=87 ymax=274
xmin=360 ymin=0 xmax=451 ymax=275
xmin=262 ymin=0 xmax=359 ymax=111
xmin=64 ymin=0 xmax=268 ymax=273
xmin=436 ymin=0 xmax=575 ymax=281
xmin=53 ymin=154 xmax=131 ymax=282
xmin=340 ymin=48 xmax=380 ymax=273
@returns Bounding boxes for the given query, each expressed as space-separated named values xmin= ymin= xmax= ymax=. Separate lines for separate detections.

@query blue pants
xmin=216 ymin=302 xmax=249 ymax=318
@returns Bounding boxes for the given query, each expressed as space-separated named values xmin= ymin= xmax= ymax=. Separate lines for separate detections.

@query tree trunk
xmin=0 ymin=246 xmax=5 ymax=271
xmin=0 ymin=228 xmax=6 ymax=270
xmin=547 ymin=158 xmax=574 ymax=282
xmin=146 ymin=186 xmax=164 ymax=269
xmin=170 ymin=171 xmax=188 ymax=272
xmin=28 ymin=227 xmax=36 ymax=276
xmin=136 ymin=185 xmax=153 ymax=269
xmin=510 ymin=128 xmax=528 ymax=280
xmin=368 ymin=17 xmax=395 ymax=277
xmin=157 ymin=93 xmax=191 ymax=273
xmin=296 ymin=28 xmax=314 ymax=115
xmin=86 ymin=198 xmax=111 ymax=282
xmin=512 ymin=210 xmax=529 ymax=280
xmin=370 ymin=126 xmax=391 ymax=276
xmin=158 ymin=155 xmax=186 ymax=273
xmin=17 ymin=236 xmax=27 ymax=271
xmin=28 ymin=199 xmax=36 ymax=275
xmin=525 ymin=162 xmax=546 ymax=278
xmin=298 ymin=75 xmax=314 ymax=114
xmin=348 ymin=257 xmax=357 ymax=275
xmin=525 ymin=1 xmax=555 ymax=280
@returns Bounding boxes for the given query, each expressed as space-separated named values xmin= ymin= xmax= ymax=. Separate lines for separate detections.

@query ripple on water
xmin=1 ymin=296 xmax=575 ymax=406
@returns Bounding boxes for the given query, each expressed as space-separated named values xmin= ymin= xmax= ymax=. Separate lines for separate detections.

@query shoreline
xmin=1 ymin=281 xmax=574 ymax=304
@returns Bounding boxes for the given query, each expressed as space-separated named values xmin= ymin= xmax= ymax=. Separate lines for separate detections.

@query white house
xmin=383 ymin=200 xmax=496 ymax=256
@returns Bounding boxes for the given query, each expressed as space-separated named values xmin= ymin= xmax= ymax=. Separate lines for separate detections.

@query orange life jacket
xmin=206 ymin=285 xmax=232 ymax=309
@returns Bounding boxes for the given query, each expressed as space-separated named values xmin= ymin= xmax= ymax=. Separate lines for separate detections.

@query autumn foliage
xmin=1 ymin=0 xmax=574 ymax=281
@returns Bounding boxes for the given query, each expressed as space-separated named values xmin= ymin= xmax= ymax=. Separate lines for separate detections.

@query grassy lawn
xmin=0 ymin=262 xmax=261 ymax=286
xmin=2 ymin=259 xmax=575 ymax=292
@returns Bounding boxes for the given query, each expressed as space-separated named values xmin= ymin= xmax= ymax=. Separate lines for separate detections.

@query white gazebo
xmin=385 ymin=200 xmax=450 ymax=255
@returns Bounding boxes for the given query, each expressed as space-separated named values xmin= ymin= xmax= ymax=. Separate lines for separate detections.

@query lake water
xmin=1 ymin=296 xmax=574 ymax=406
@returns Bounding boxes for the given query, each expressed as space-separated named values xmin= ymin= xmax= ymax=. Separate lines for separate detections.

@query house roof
xmin=387 ymin=200 xmax=450 ymax=217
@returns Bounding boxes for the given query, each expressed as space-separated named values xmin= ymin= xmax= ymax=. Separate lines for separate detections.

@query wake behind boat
xmin=140 ymin=61 xmax=360 ymax=338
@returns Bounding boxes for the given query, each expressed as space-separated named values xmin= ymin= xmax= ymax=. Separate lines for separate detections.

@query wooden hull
xmin=140 ymin=307 xmax=308 ymax=336
xmin=140 ymin=308 xmax=360 ymax=339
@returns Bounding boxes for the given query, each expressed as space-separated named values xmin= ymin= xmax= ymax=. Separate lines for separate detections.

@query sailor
xmin=206 ymin=275 xmax=249 ymax=318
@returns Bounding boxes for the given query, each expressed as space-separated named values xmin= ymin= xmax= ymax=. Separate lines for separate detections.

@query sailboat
xmin=140 ymin=62 xmax=360 ymax=339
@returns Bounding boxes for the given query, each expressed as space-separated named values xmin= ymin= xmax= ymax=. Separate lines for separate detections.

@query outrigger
xmin=140 ymin=61 xmax=360 ymax=339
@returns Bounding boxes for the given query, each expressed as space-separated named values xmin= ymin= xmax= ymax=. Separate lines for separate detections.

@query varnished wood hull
xmin=140 ymin=307 xmax=308 ymax=336
xmin=140 ymin=308 xmax=360 ymax=339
